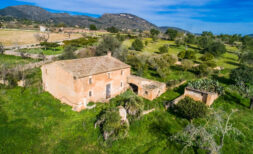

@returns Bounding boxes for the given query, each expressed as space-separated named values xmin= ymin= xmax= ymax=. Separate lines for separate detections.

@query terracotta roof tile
xmin=55 ymin=55 xmax=130 ymax=78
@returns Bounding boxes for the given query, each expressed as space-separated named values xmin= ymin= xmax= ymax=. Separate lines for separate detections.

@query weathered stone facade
xmin=171 ymin=87 xmax=219 ymax=107
xmin=127 ymin=75 xmax=166 ymax=100
xmin=41 ymin=53 xmax=131 ymax=110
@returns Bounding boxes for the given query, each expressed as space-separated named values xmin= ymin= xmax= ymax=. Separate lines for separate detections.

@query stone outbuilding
xmin=127 ymin=75 xmax=167 ymax=101
xmin=171 ymin=87 xmax=219 ymax=107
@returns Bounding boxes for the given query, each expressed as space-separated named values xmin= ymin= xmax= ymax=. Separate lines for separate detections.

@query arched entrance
xmin=129 ymin=83 xmax=138 ymax=94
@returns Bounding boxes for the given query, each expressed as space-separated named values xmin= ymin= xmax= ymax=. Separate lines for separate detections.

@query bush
xmin=107 ymin=26 xmax=119 ymax=33
xmin=203 ymin=60 xmax=217 ymax=68
xmin=89 ymin=24 xmax=97 ymax=30
xmin=192 ymin=64 xmax=212 ymax=77
xmin=178 ymin=50 xmax=196 ymax=60
xmin=206 ymin=42 xmax=227 ymax=57
xmin=230 ymin=65 xmax=253 ymax=85
xmin=174 ymin=97 xmax=208 ymax=120
xmin=159 ymin=44 xmax=169 ymax=53
xmin=200 ymin=53 xmax=214 ymax=61
xmin=117 ymin=92 xmax=144 ymax=121
xmin=181 ymin=59 xmax=193 ymax=71
xmin=96 ymin=108 xmax=129 ymax=142
xmin=131 ymin=39 xmax=144 ymax=51
xmin=59 ymin=45 xmax=77 ymax=60
xmin=188 ymin=79 xmax=224 ymax=94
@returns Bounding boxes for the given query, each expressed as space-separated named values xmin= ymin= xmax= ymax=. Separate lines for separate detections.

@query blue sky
xmin=0 ymin=0 xmax=253 ymax=35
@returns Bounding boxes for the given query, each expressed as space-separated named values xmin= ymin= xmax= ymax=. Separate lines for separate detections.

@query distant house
xmin=41 ymin=52 xmax=166 ymax=111
xmin=40 ymin=26 xmax=47 ymax=32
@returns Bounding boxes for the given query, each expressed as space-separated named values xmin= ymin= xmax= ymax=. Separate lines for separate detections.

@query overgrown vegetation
xmin=188 ymin=79 xmax=224 ymax=94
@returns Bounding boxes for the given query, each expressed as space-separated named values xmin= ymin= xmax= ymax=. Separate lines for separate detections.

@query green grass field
xmin=20 ymin=46 xmax=64 ymax=55
xmin=0 ymin=54 xmax=38 ymax=69
xmin=1 ymin=39 xmax=251 ymax=153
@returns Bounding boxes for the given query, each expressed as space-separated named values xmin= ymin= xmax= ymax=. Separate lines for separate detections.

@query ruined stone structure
xmin=171 ymin=87 xmax=219 ymax=107
xmin=184 ymin=87 xmax=219 ymax=106
xmin=127 ymin=75 xmax=166 ymax=101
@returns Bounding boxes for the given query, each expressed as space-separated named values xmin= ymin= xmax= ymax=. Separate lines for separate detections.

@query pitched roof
xmin=54 ymin=55 xmax=130 ymax=78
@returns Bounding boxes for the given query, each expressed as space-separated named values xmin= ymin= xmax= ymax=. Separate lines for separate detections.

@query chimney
xmin=107 ymin=51 xmax=112 ymax=57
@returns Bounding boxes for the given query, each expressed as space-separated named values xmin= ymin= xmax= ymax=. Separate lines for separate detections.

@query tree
xmin=200 ymin=52 xmax=214 ymax=61
xmin=131 ymin=39 xmax=144 ymax=51
xmin=181 ymin=59 xmax=193 ymax=71
xmin=174 ymin=97 xmax=208 ymax=121
xmin=59 ymin=45 xmax=77 ymax=60
xmin=165 ymin=29 xmax=178 ymax=41
xmin=96 ymin=35 xmax=121 ymax=56
xmin=193 ymin=64 xmax=212 ymax=77
xmin=207 ymin=42 xmax=227 ymax=57
xmin=230 ymin=66 xmax=253 ymax=109
xmin=159 ymin=44 xmax=169 ymax=53
xmin=171 ymin=109 xmax=241 ymax=154
xmin=106 ymin=26 xmax=119 ymax=33
xmin=34 ymin=33 xmax=50 ymax=42
xmin=89 ymin=24 xmax=97 ymax=30
xmin=178 ymin=50 xmax=196 ymax=60
xmin=0 ymin=42 xmax=4 ymax=54
xmin=185 ymin=33 xmax=196 ymax=44
xmin=95 ymin=108 xmax=129 ymax=142
xmin=150 ymin=29 xmax=160 ymax=41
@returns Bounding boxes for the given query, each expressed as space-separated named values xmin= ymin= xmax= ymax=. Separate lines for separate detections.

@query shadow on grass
xmin=212 ymin=74 xmax=234 ymax=85
xmin=174 ymin=84 xmax=187 ymax=94
xmin=226 ymin=61 xmax=241 ymax=67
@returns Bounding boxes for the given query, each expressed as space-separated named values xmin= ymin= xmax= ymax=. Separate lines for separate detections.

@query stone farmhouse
xmin=41 ymin=52 xmax=166 ymax=111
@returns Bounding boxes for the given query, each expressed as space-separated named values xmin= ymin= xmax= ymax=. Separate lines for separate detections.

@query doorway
xmin=129 ymin=83 xmax=138 ymax=94
xmin=106 ymin=84 xmax=111 ymax=99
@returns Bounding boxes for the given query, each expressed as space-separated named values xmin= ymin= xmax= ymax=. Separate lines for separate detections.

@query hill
xmin=0 ymin=5 xmax=157 ymax=30
xmin=159 ymin=26 xmax=190 ymax=33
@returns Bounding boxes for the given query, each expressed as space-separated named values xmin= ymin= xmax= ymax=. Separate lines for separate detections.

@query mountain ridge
xmin=0 ymin=5 xmax=188 ymax=32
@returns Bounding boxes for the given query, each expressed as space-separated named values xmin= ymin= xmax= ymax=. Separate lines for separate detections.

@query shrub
xmin=117 ymin=92 xmax=144 ymax=121
xmin=200 ymin=53 xmax=214 ymax=61
xmin=107 ymin=26 xmax=119 ymax=33
xmin=203 ymin=60 xmax=217 ymax=68
xmin=181 ymin=59 xmax=193 ymax=71
xmin=131 ymin=39 xmax=144 ymax=51
xmin=206 ymin=41 xmax=227 ymax=57
xmin=188 ymin=79 xmax=224 ymax=94
xmin=174 ymin=97 xmax=208 ymax=120
xmin=192 ymin=64 xmax=212 ymax=77
xmin=59 ymin=45 xmax=77 ymax=60
xmin=89 ymin=24 xmax=97 ymax=30
xmin=178 ymin=50 xmax=196 ymax=60
xmin=159 ymin=44 xmax=169 ymax=53
xmin=96 ymin=108 xmax=129 ymax=142
xmin=230 ymin=65 xmax=253 ymax=85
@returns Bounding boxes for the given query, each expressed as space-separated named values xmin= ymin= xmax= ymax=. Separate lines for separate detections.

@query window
xmin=89 ymin=77 xmax=92 ymax=84
xmin=145 ymin=91 xmax=148 ymax=95
xmin=89 ymin=91 xmax=92 ymax=97
xmin=121 ymin=70 xmax=124 ymax=75
xmin=108 ymin=72 xmax=111 ymax=79
xmin=121 ymin=82 xmax=123 ymax=88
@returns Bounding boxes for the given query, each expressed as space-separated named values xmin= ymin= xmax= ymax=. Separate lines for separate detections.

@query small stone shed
xmin=172 ymin=87 xmax=219 ymax=106
xmin=127 ymin=75 xmax=166 ymax=100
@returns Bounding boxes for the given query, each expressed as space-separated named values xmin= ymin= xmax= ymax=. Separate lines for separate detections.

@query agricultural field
xmin=0 ymin=29 xmax=82 ymax=46
xmin=20 ymin=46 xmax=64 ymax=55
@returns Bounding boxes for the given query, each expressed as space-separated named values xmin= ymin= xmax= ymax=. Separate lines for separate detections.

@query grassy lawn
xmin=0 ymin=54 xmax=38 ymax=69
xmin=0 ymin=39 xmax=249 ymax=153
xmin=20 ymin=46 xmax=64 ymax=55
xmin=0 ymin=71 xmax=252 ymax=153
